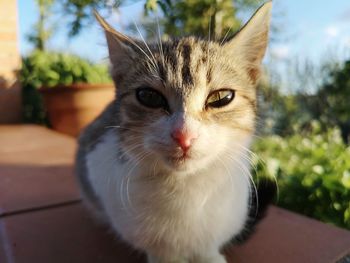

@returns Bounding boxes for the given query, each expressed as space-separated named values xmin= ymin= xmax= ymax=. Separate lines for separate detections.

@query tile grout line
xmin=0 ymin=199 xmax=82 ymax=218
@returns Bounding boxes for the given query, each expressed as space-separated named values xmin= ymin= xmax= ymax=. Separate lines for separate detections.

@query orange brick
xmin=0 ymin=40 xmax=18 ymax=46
xmin=0 ymin=0 xmax=17 ymax=17
xmin=0 ymin=0 xmax=21 ymax=121
xmin=0 ymin=24 xmax=18 ymax=34
xmin=0 ymin=60 xmax=20 ymax=71
xmin=0 ymin=31 xmax=17 ymax=41
xmin=0 ymin=0 xmax=20 ymax=118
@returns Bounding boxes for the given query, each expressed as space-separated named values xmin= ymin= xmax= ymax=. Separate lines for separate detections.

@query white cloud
xmin=270 ymin=45 xmax=290 ymax=59
xmin=325 ymin=26 xmax=340 ymax=38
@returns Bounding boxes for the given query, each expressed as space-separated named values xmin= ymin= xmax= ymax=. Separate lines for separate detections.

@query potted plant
xmin=20 ymin=51 xmax=114 ymax=137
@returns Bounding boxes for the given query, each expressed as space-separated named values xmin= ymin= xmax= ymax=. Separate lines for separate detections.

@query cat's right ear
xmin=94 ymin=11 xmax=136 ymax=76
xmin=222 ymin=2 xmax=272 ymax=84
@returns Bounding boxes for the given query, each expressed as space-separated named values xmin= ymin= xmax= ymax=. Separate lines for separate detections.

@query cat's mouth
xmin=165 ymin=150 xmax=203 ymax=171
xmin=169 ymin=154 xmax=189 ymax=163
xmin=165 ymin=151 xmax=192 ymax=167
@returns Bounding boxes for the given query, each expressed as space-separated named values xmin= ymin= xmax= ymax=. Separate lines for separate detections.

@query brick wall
xmin=0 ymin=0 xmax=21 ymax=123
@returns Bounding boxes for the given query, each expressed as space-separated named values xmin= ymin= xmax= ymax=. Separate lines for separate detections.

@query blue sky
xmin=18 ymin=0 xmax=350 ymax=65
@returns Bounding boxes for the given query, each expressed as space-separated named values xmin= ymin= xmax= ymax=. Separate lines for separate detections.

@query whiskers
xmin=100 ymin=128 xmax=151 ymax=215
xmin=155 ymin=12 xmax=165 ymax=68
xmin=116 ymin=141 xmax=152 ymax=215
xmin=105 ymin=125 xmax=145 ymax=134
xmin=123 ymin=150 xmax=151 ymax=214
xmin=214 ymin=139 xmax=268 ymax=218
xmin=223 ymin=140 xmax=279 ymax=217
xmin=220 ymin=27 xmax=232 ymax=45
xmin=132 ymin=19 xmax=160 ymax=77
xmin=232 ymin=138 xmax=279 ymax=200
xmin=222 ymin=148 xmax=259 ymax=217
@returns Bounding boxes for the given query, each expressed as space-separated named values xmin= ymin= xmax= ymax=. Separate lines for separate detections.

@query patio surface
xmin=0 ymin=125 xmax=349 ymax=263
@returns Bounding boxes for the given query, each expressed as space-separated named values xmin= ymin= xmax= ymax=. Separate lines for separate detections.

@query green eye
xmin=206 ymin=89 xmax=235 ymax=108
xmin=136 ymin=87 xmax=168 ymax=109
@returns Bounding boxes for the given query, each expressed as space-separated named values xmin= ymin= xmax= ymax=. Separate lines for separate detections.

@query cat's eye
xmin=136 ymin=87 xmax=168 ymax=110
xmin=206 ymin=89 xmax=235 ymax=108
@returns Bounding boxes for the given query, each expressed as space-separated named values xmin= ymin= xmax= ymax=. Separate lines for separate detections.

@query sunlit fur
xmin=76 ymin=2 xmax=272 ymax=263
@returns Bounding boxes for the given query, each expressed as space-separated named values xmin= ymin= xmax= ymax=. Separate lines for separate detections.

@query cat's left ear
xmin=94 ymin=11 xmax=136 ymax=79
xmin=223 ymin=1 xmax=272 ymax=83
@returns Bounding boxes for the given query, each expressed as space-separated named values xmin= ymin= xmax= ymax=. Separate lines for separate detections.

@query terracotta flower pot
xmin=39 ymin=83 xmax=115 ymax=137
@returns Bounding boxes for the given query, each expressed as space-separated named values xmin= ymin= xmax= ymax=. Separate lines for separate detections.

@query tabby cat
xmin=76 ymin=2 xmax=274 ymax=262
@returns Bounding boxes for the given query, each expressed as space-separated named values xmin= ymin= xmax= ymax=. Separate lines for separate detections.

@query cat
xmin=76 ymin=2 xmax=274 ymax=262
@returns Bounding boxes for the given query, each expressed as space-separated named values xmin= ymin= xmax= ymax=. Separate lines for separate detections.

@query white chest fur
xmin=85 ymin=130 xmax=250 ymax=259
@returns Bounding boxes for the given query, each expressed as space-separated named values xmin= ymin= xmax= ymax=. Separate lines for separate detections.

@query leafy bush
xmin=253 ymin=121 xmax=350 ymax=229
xmin=20 ymin=51 xmax=112 ymax=123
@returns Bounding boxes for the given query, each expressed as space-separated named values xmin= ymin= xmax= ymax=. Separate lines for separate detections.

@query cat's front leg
xmin=192 ymin=251 xmax=227 ymax=263
xmin=147 ymin=254 xmax=188 ymax=263
xmin=147 ymin=252 xmax=227 ymax=263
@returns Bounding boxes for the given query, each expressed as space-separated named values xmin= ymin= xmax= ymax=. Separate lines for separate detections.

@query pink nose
xmin=171 ymin=129 xmax=198 ymax=152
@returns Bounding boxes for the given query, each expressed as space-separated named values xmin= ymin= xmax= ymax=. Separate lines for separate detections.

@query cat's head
xmin=96 ymin=2 xmax=272 ymax=174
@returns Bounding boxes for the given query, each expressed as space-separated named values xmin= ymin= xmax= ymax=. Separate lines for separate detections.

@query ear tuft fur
xmin=223 ymin=1 xmax=272 ymax=83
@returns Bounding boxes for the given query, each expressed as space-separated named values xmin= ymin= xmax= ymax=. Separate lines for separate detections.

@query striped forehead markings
xmin=180 ymin=42 xmax=193 ymax=86
xmin=154 ymin=38 xmax=215 ymax=88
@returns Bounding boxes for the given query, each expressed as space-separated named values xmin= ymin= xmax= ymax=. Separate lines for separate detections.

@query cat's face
xmin=96 ymin=2 xmax=271 ymax=174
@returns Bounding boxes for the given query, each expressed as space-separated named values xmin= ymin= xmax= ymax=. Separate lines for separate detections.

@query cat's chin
xmin=161 ymin=154 xmax=208 ymax=174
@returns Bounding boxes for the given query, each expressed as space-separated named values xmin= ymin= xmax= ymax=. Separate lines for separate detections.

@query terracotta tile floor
xmin=0 ymin=125 xmax=349 ymax=263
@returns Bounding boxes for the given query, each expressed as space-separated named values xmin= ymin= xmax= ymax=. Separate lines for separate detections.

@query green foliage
xmin=258 ymin=80 xmax=300 ymax=136
xmin=27 ymin=0 xmax=55 ymax=51
xmin=57 ymin=0 xmax=123 ymax=35
xmin=315 ymin=60 xmax=350 ymax=142
xmin=57 ymin=0 xmax=263 ymax=38
xmin=253 ymin=122 xmax=350 ymax=229
xmin=146 ymin=0 xmax=238 ymax=38
xmin=262 ymin=58 xmax=350 ymax=142
xmin=20 ymin=51 xmax=111 ymax=88
xmin=20 ymin=51 xmax=112 ymax=123
xmin=145 ymin=0 xmax=263 ymax=38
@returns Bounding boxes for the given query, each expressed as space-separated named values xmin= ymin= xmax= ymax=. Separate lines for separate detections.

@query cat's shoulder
xmin=75 ymin=100 xmax=119 ymax=216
